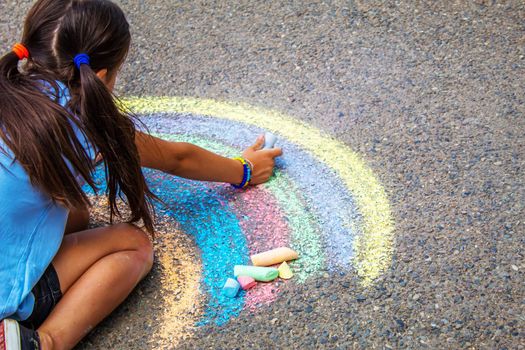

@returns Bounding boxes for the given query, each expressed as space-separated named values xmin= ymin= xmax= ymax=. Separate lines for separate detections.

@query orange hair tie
xmin=12 ymin=43 xmax=29 ymax=60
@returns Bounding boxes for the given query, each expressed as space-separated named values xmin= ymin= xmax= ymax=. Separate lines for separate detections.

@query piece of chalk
xmin=278 ymin=261 xmax=293 ymax=279
xmin=237 ymin=276 xmax=257 ymax=290
xmin=222 ymin=278 xmax=240 ymax=298
xmin=263 ymin=132 xmax=277 ymax=149
xmin=251 ymin=247 xmax=299 ymax=267
xmin=233 ymin=265 xmax=279 ymax=282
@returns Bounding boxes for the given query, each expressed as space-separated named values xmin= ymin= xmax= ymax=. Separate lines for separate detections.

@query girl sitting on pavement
xmin=0 ymin=0 xmax=282 ymax=349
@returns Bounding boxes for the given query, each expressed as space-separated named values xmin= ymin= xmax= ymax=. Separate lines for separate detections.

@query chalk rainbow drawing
xmin=86 ymin=96 xmax=394 ymax=337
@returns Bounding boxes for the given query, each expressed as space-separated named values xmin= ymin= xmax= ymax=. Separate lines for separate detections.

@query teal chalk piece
xmin=233 ymin=265 xmax=279 ymax=282
xmin=222 ymin=278 xmax=241 ymax=298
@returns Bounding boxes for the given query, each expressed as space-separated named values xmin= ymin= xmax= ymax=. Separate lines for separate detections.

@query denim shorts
xmin=20 ymin=264 xmax=62 ymax=329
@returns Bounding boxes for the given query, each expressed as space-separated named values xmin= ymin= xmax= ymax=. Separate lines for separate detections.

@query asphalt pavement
xmin=1 ymin=1 xmax=523 ymax=349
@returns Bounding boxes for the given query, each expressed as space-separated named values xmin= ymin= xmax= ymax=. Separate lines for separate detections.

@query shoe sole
xmin=2 ymin=320 xmax=21 ymax=350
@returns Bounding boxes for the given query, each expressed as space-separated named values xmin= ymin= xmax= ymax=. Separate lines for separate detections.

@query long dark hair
xmin=0 ymin=0 xmax=156 ymax=232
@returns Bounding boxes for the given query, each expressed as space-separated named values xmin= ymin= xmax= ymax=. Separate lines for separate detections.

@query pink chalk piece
xmin=251 ymin=247 xmax=299 ymax=267
xmin=237 ymin=276 xmax=257 ymax=290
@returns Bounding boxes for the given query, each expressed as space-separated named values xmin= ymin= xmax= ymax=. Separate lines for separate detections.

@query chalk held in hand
xmin=251 ymin=247 xmax=299 ymax=267
xmin=263 ymin=132 xmax=277 ymax=149
xmin=222 ymin=278 xmax=240 ymax=298
xmin=237 ymin=276 xmax=256 ymax=290
xmin=278 ymin=261 xmax=293 ymax=279
xmin=234 ymin=265 xmax=279 ymax=282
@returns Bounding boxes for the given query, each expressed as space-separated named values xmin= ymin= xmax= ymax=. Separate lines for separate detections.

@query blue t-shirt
xmin=0 ymin=81 xmax=95 ymax=321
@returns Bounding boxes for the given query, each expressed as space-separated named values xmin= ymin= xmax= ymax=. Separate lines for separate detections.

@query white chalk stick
xmin=263 ymin=132 xmax=277 ymax=149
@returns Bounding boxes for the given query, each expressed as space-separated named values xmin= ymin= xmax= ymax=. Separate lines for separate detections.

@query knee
xmin=115 ymin=223 xmax=154 ymax=272
xmin=140 ymin=239 xmax=154 ymax=273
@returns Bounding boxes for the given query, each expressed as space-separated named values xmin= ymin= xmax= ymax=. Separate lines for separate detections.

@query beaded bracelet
xmin=231 ymin=157 xmax=252 ymax=189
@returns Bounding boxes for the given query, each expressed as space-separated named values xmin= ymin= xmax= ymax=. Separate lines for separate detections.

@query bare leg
xmin=37 ymin=223 xmax=153 ymax=350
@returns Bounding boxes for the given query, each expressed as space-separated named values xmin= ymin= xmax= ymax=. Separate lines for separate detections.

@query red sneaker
xmin=0 ymin=319 xmax=40 ymax=350
xmin=1 ymin=319 xmax=21 ymax=350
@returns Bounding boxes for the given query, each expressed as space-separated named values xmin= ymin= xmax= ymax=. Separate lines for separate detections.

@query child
xmin=0 ymin=1 xmax=282 ymax=349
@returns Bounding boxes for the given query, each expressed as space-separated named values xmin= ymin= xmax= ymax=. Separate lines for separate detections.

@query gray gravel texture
xmin=1 ymin=0 xmax=524 ymax=349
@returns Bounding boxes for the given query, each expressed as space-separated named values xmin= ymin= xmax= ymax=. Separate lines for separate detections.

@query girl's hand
xmin=242 ymin=135 xmax=283 ymax=185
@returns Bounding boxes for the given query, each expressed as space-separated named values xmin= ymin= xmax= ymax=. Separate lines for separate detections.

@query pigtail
xmin=74 ymin=61 xmax=155 ymax=232
xmin=0 ymin=47 xmax=97 ymax=209
xmin=0 ymin=52 xmax=21 ymax=81
xmin=48 ymin=0 xmax=157 ymax=232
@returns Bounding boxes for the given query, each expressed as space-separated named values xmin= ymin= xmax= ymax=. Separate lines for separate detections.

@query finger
xmin=269 ymin=147 xmax=283 ymax=157
xmin=251 ymin=134 xmax=265 ymax=151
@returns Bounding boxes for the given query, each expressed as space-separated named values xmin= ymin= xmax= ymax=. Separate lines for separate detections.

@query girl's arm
xmin=135 ymin=131 xmax=282 ymax=185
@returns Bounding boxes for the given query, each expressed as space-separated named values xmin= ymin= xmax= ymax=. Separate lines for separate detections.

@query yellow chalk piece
xmin=278 ymin=261 xmax=293 ymax=279
xmin=251 ymin=247 xmax=298 ymax=267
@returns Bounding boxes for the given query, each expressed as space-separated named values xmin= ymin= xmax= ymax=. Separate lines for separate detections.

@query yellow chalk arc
xmin=156 ymin=227 xmax=203 ymax=346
